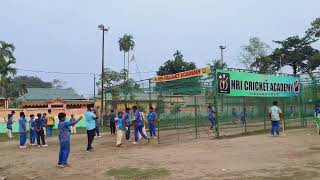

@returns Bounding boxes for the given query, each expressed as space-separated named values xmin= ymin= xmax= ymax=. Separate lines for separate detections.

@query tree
xmin=271 ymin=18 xmax=320 ymax=74
xmin=7 ymin=75 xmax=53 ymax=97
xmin=118 ymin=34 xmax=135 ymax=76
xmin=52 ymin=79 xmax=65 ymax=89
xmin=156 ymin=50 xmax=201 ymax=94
xmin=157 ymin=50 xmax=196 ymax=76
xmin=97 ymin=68 xmax=140 ymax=109
xmin=0 ymin=41 xmax=16 ymax=97
xmin=240 ymin=37 xmax=270 ymax=71
xmin=210 ymin=59 xmax=227 ymax=69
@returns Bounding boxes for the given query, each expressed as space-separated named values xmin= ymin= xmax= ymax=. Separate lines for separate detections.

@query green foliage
xmin=271 ymin=18 xmax=320 ymax=74
xmin=156 ymin=50 xmax=202 ymax=95
xmin=273 ymin=36 xmax=320 ymax=74
xmin=118 ymin=34 xmax=135 ymax=70
xmin=0 ymin=41 xmax=17 ymax=97
xmin=210 ymin=59 xmax=227 ymax=69
xmin=97 ymin=68 xmax=140 ymax=108
xmin=157 ymin=50 xmax=196 ymax=75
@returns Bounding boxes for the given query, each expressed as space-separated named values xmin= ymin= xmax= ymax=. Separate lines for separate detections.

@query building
xmin=17 ymin=88 xmax=90 ymax=109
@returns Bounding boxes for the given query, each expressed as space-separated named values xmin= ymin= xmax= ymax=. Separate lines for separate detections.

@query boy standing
xmin=116 ymin=112 xmax=124 ymax=147
xmin=109 ymin=110 xmax=116 ymax=135
xmin=124 ymin=108 xmax=131 ymax=141
xmin=269 ymin=101 xmax=282 ymax=137
xmin=132 ymin=106 xmax=148 ymax=144
xmin=69 ymin=115 xmax=77 ymax=134
xmin=29 ymin=114 xmax=36 ymax=146
xmin=19 ymin=112 xmax=27 ymax=148
xmin=5 ymin=111 xmax=15 ymax=139
xmin=46 ymin=109 xmax=55 ymax=137
xmin=57 ymin=112 xmax=82 ymax=168
xmin=148 ymin=107 xmax=157 ymax=139
xmin=35 ymin=113 xmax=47 ymax=147
xmin=85 ymin=105 xmax=96 ymax=152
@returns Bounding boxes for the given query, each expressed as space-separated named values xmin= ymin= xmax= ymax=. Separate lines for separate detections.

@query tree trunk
xmin=123 ymin=52 xmax=126 ymax=70
xmin=128 ymin=50 xmax=130 ymax=79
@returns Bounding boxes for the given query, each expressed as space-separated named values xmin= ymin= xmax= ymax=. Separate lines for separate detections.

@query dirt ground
xmin=1 ymin=128 xmax=320 ymax=180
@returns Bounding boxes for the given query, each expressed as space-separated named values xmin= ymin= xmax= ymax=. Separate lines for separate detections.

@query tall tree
xmin=118 ymin=34 xmax=135 ymax=77
xmin=272 ymin=18 xmax=320 ymax=74
xmin=240 ymin=37 xmax=270 ymax=71
xmin=158 ymin=50 xmax=196 ymax=76
xmin=0 ymin=41 xmax=16 ymax=97
xmin=156 ymin=51 xmax=201 ymax=94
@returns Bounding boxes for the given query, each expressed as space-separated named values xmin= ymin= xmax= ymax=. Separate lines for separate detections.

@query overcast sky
xmin=1 ymin=0 xmax=319 ymax=96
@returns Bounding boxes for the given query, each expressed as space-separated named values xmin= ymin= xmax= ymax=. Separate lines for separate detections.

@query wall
xmin=0 ymin=107 xmax=88 ymax=133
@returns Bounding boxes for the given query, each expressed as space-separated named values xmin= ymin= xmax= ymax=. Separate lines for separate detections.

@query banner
xmin=152 ymin=67 xmax=211 ymax=83
xmin=216 ymin=69 xmax=301 ymax=97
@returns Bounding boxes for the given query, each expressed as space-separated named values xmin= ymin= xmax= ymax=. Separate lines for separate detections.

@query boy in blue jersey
xmin=116 ymin=112 xmax=124 ymax=147
xmin=57 ymin=112 xmax=82 ymax=168
xmin=5 ymin=111 xmax=15 ymax=139
xmin=35 ymin=113 xmax=47 ymax=147
xmin=29 ymin=114 xmax=36 ymax=146
xmin=124 ymin=108 xmax=131 ymax=141
xmin=148 ymin=107 xmax=157 ymax=139
xmin=19 ymin=112 xmax=27 ymax=148
xmin=132 ymin=106 xmax=148 ymax=144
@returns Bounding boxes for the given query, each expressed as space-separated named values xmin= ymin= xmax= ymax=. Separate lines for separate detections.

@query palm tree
xmin=118 ymin=34 xmax=135 ymax=76
xmin=0 ymin=41 xmax=17 ymax=97
xmin=118 ymin=37 xmax=126 ymax=70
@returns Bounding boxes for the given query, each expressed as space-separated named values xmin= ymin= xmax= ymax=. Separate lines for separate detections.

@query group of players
xmin=3 ymin=104 xmax=158 ymax=168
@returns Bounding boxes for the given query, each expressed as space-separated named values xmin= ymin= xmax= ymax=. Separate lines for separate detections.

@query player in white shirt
xmin=269 ymin=101 xmax=282 ymax=136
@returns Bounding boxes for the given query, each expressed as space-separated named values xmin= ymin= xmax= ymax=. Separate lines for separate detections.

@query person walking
xmin=19 ymin=112 xmax=27 ymax=148
xmin=124 ymin=108 xmax=132 ymax=141
xmin=148 ymin=106 xmax=157 ymax=139
xmin=132 ymin=106 xmax=148 ymax=144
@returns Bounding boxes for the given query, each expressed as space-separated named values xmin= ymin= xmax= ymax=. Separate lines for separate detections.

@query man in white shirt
xmin=269 ymin=101 xmax=282 ymax=136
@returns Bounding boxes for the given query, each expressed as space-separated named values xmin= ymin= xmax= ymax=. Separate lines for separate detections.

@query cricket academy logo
xmin=217 ymin=72 xmax=230 ymax=94
xmin=294 ymin=80 xmax=300 ymax=95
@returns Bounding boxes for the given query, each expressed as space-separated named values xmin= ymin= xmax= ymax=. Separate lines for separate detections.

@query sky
xmin=1 ymin=0 xmax=320 ymax=97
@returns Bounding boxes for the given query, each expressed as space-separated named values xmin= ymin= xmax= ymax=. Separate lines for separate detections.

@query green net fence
xmin=133 ymin=69 xmax=319 ymax=144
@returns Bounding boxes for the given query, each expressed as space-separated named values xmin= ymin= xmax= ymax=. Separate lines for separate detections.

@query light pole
xmin=219 ymin=45 xmax=226 ymax=65
xmin=98 ymin=24 xmax=109 ymax=122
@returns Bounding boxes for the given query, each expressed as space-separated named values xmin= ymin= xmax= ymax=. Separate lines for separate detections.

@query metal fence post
xmin=194 ymin=96 xmax=198 ymax=139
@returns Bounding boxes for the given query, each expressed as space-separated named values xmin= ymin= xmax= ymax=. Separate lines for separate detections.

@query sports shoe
xmin=19 ymin=145 xmax=27 ymax=149
xmin=57 ymin=164 xmax=65 ymax=168
xmin=64 ymin=164 xmax=71 ymax=168
xmin=42 ymin=144 xmax=48 ymax=147
xmin=132 ymin=142 xmax=139 ymax=145
xmin=153 ymin=136 xmax=157 ymax=139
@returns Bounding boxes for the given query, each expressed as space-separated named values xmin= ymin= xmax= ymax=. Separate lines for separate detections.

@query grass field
xmin=0 ymin=126 xmax=320 ymax=179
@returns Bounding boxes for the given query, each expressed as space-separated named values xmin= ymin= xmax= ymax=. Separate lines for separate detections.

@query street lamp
xmin=98 ymin=24 xmax=109 ymax=122
xmin=219 ymin=45 xmax=226 ymax=64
